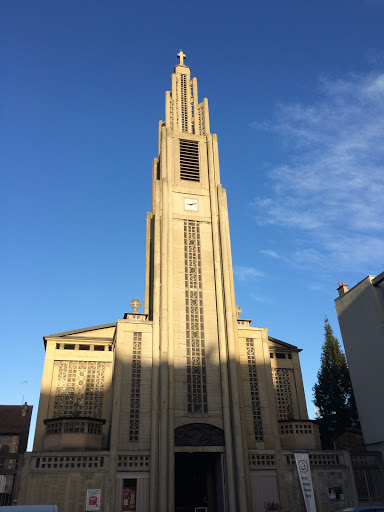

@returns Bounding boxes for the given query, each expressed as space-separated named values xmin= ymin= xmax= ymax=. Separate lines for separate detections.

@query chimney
xmin=21 ymin=402 xmax=28 ymax=416
xmin=337 ymin=282 xmax=349 ymax=297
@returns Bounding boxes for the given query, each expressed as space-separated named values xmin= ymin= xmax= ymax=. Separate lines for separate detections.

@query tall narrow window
xmin=180 ymin=139 xmax=200 ymax=182
xmin=180 ymin=73 xmax=188 ymax=132
xmin=246 ymin=338 xmax=263 ymax=441
xmin=129 ymin=332 xmax=142 ymax=441
xmin=184 ymin=220 xmax=207 ymax=413
xmin=272 ymin=368 xmax=294 ymax=420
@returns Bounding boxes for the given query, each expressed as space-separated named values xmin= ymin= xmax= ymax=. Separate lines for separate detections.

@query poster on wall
xmin=86 ymin=489 xmax=101 ymax=511
xmin=295 ymin=453 xmax=317 ymax=512
xmin=123 ymin=487 xmax=136 ymax=511
xmin=328 ymin=487 xmax=344 ymax=501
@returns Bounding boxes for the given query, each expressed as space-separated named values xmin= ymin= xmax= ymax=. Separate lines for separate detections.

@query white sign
xmin=0 ymin=475 xmax=6 ymax=493
xmin=295 ymin=453 xmax=317 ymax=512
xmin=86 ymin=489 xmax=101 ymax=511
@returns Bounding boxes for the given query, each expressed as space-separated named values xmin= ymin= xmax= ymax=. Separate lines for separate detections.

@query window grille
xmin=129 ymin=332 xmax=142 ymax=441
xmin=35 ymin=455 xmax=104 ymax=470
xmin=184 ymin=221 xmax=207 ymax=414
xmin=180 ymin=74 xmax=188 ymax=132
xmin=46 ymin=422 xmax=62 ymax=435
xmin=170 ymin=98 xmax=174 ymax=130
xmin=280 ymin=423 xmax=313 ymax=435
xmin=271 ymin=368 xmax=294 ymax=420
xmin=197 ymin=104 xmax=206 ymax=136
xmin=246 ymin=338 xmax=263 ymax=441
xmin=63 ymin=421 xmax=85 ymax=433
xmin=249 ymin=454 xmax=275 ymax=468
xmin=286 ymin=453 xmax=339 ymax=466
xmin=88 ymin=421 xmax=103 ymax=435
xmin=53 ymin=361 xmax=105 ymax=418
xmin=180 ymin=139 xmax=200 ymax=182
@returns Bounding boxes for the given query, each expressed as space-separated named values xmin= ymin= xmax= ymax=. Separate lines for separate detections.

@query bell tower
xmin=144 ymin=51 xmax=250 ymax=512
xmin=20 ymin=49 xmax=330 ymax=512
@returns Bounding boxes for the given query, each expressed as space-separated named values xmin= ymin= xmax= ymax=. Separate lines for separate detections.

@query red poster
xmin=122 ymin=488 xmax=136 ymax=511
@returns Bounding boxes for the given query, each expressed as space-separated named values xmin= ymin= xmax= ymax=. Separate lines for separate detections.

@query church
xmin=17 ymin=52 xmax=360 ymax=512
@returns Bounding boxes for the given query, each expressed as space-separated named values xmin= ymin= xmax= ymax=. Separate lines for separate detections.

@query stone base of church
xmin=16 ymin=449 xmax=361 ymax=512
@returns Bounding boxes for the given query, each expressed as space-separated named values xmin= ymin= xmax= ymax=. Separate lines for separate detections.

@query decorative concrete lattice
xmin=46 ymin=419 xmax=103 ymax=436
xmin=249 ymin=453 xmax=276 ymax=468
xmin=180 ymin=73 xmax=188 ymax=132
xmin=286 ymin=453 xmax=339 ymax=465
xmin=46 ymin=422 xmax=62 ymax=435
xmin=271 ymin=368 xmax=294 ymax=421
xmin=191 ymin=84 xmax=195 ymax=134
xmin=184 ymin=220 xmax=208 ymax=414
xmin=129 ymin=332 xmax=142 ymax=442
xmin=34 ymin=456 xmax=104 ymax=470
xmin=117 ymin=455 xmax=150 ymax=470
xmin=54 ymin=361 xmax=105 ymax=418
xmin=198 ymin=104 xmax=206 ymax=136
xmin=351 ymin=454 xmax=379 ymax=466
xmin=280 ymin=423 xmax=313 ymax=435
xmin=246 ymin=338 xmax=263 ymax=441
xmin=170 ymin=97 xmax=174 ymax=131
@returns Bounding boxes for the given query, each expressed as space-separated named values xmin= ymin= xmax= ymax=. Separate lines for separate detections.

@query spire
xmin=164 ymin=51 xmax=210 ymax=135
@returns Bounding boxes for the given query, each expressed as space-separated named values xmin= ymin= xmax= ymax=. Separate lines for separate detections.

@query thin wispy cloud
xmin=251 ymin=71 xmax=384 ymax=271
xmin=365 ymin=48 xmax=384 ymax=66
xmin=249 ymin=292 xmax=274 ymax=305
xmin=233 ymin=265 xmax=265 ymax=281
xmin=260 ymin=249 xmax=281 ymax=259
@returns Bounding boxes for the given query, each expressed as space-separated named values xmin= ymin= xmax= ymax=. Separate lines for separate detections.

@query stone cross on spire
xmin=130 ymin=298 xmax=141 ymax=313
xmin=177 ymin=50 xmax=186 ymax=65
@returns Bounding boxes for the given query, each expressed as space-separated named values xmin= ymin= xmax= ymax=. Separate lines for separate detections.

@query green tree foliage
xmin=313 ymin=317 xmax=359 ymax=449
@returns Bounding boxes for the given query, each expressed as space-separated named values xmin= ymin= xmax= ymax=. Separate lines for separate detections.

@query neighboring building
xmin=18 ymin=52 xmax=363 ymax=512
xmin=335 ymin=272 xmax=384 ymax=454
xmin=0 ymin=403 xmax=33 ymax=506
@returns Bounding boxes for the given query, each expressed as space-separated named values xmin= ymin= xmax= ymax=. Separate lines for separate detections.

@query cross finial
xmin=130 ymin=298 xmax=141 ymax=313
xmin=177 ymin=50 xmax=186 ymax=65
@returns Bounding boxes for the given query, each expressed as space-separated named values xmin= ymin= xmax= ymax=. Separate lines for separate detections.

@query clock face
xmin=184 ymin=198 xmax=198 ymax=211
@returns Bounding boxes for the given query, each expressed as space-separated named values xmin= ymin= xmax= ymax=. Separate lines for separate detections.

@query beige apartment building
xmin=17 ymin=52 xmax=362 ymax=512
xmin=336 ymin=273 xmax=384 ymax=455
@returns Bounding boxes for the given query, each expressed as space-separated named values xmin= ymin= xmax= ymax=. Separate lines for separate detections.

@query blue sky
xmin=1 ymin=1 xmax=383 ymax=449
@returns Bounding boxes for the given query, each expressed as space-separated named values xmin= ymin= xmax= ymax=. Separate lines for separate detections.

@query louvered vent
xmin=180 ymin=139 xmax=199 ymax=181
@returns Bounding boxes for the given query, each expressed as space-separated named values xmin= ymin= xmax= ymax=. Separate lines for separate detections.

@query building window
xmin=246 ymin=338 xmax=263 ymax=441
xmin=272 ymin=368 xmax=294 ymax=420
xmin=184 ymin=220 xmax=207 ymax=414
xmin=46 ymin=422 xmax=62 ymax=435
xmin=129 ymin=332 xmax=142 ymax=442
xmin=180 ymin=74 xmax=188 ymax=132
xmin=53 ymin=361 xmax=105 ymax=418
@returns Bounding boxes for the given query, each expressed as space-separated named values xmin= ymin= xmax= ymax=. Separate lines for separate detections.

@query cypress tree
xmin=313 ymin=316 xmax=358 ymax=448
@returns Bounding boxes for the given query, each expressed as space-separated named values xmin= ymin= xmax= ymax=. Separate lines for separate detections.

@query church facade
xmin=18 ymin=53 xmax=360 ymax=512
